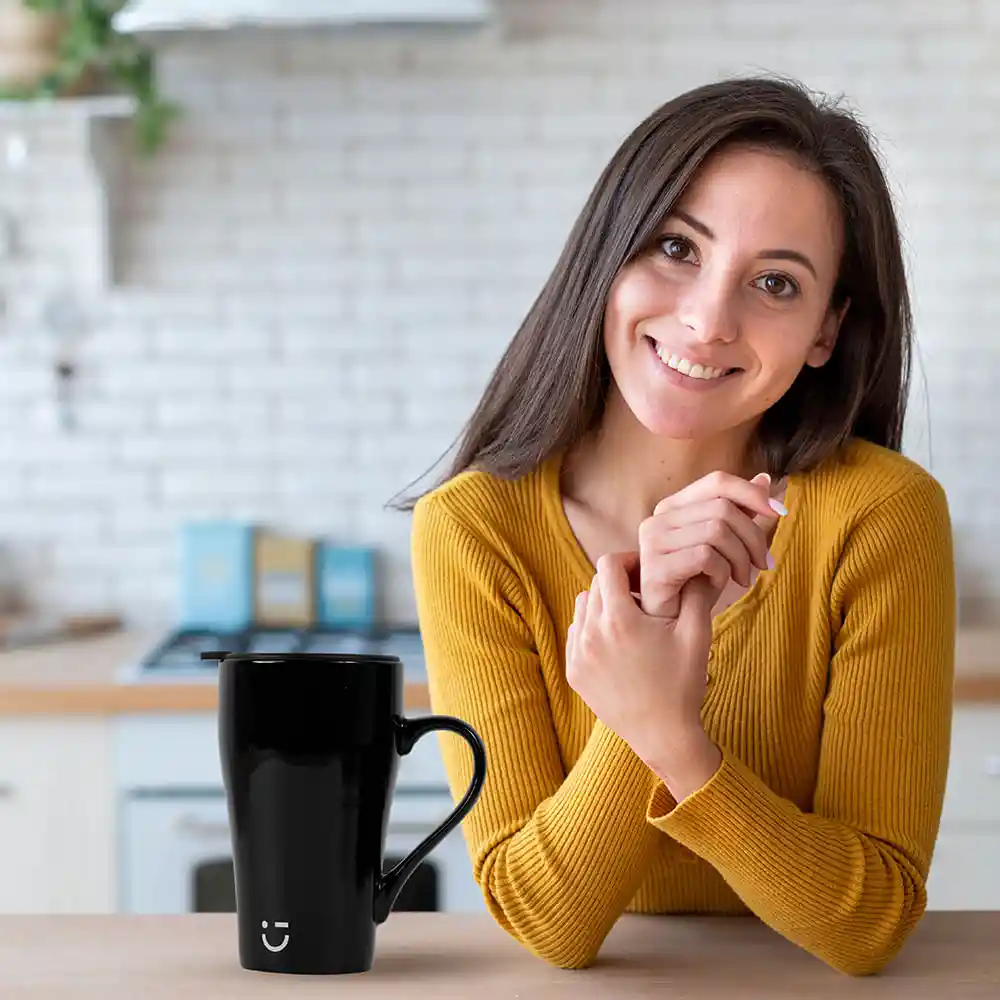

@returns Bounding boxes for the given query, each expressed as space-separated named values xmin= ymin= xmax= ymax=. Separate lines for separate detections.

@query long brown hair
xmin=392 ymin=76 xmax=912 ymax=510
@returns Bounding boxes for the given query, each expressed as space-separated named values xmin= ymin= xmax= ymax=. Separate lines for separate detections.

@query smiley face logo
xmin=261 ymin=920 xmax=290 ymax=953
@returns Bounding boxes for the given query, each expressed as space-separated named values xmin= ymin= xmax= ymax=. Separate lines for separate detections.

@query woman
xmin=404 ymin=77 xmax=955 ymax=977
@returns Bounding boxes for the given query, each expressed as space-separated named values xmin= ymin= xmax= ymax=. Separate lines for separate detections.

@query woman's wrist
xmin=643 ymin=728 xmax=723 ymax=803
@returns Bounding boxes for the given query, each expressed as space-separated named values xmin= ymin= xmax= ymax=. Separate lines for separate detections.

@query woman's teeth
xmin=653 ymin=342 xmax=729 ymax=380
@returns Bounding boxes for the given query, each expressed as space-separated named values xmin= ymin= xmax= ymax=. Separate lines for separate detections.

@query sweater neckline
xmin=539 ymin=448 xmax=803 ymax=639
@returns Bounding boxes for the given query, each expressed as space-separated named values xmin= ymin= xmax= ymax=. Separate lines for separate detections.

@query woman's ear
xmin=805 ymin=296 xmax=850 ymax=368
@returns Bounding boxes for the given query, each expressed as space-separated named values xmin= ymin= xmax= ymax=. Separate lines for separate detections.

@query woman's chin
xmin=633 ymin=405 xmax=727 ymax=441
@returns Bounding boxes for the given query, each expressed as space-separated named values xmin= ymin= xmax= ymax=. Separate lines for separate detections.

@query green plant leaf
xmin=133 ymin=98 xmax=181 ymax=156
xmin=8 ymin=0 xmax=178 ymax=156
xmin=22 ymin=0 xmax=69 ymax=13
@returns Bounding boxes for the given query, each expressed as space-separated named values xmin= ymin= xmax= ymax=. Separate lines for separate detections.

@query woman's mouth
xmin=646 ymin=336 xmax=740 ymax=381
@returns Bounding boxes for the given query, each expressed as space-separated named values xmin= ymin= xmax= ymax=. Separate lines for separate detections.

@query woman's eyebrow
xmin=671 ymin=209 xmax=714 ymax=240
xmin=756 ymin=249 xmax=817 ymax=279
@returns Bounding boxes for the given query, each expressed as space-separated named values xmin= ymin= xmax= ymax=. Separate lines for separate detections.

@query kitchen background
xmin=0 ymin=0 xmax=998 ymax=629
xmin=1 ymin=0 xmax=999 ymax=920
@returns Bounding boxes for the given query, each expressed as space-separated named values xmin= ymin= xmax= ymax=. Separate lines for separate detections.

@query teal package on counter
xmin=316 ymin=545 xmax=377 ymax=630
xmin=178 ymin=521 xmax=256 ymax=631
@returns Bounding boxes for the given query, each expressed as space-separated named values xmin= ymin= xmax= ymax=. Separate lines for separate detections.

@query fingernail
xmin=768 ymin=498 xmax=788 ymax=516
xmin=751 ymin=472 xmax=771 ymax=486
xmin=766 ymin=551 xmax=776 ymax=571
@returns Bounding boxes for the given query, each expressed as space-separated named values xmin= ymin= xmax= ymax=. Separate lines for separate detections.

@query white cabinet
xmin=0 ymin=717 xmax=115 ymax=913
xmin=939 ymin=706 xmax=1000 ymax=825
xmin=0 ymin=701 xmax=994 ymax=914
xmin=926 ymin=830 xmax=1000 ymax=910
xmin=926 ymin=706 xmax=1000 ymax=911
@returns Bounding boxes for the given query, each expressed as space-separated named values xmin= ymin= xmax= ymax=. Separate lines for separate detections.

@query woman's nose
xmin=675 ymin=277 xmax=737 ymax=343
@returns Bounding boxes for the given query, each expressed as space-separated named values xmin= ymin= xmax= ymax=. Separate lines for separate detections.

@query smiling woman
xmin=398 ymin=77 xmax=955 ymax=979
xmin=604 ymin=144 xmax=848 ymax=443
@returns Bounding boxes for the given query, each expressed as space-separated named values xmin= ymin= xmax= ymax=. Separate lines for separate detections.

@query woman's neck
xmin=561 ymin=390 xmax=764 ymax=537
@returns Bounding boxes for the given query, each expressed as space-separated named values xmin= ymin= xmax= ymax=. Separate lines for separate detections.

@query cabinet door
xmin=121 ymin=794 xmax=232 ymax=914
xmin=942 ymin=707 xmax=1000 ymax=825
xmin=0 ymin=750 xmax=48 ymax=913
xmin=926 ymin=828 xmax=1000 ymax=910
xmin=0 ymin=718 xmax=115 ymax=913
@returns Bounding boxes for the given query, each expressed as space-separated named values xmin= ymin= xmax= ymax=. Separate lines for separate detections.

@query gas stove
xmin=118 ymin=625 xmax=427 ymax=684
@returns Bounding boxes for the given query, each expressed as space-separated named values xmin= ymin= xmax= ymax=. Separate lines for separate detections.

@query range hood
xmin=112 ymin=0 xmax=493 ymax=33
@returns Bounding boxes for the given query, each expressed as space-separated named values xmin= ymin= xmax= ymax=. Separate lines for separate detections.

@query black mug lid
xmin=200 ymin=650 xmax=400 ymax=665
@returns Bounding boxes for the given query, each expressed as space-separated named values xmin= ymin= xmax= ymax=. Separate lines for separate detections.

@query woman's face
xmin=602 ymin=145 xmax=847 ymax=442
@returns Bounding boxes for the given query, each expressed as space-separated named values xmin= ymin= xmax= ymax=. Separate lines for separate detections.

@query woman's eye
xmin=660 ymin=236 xmax=695 ymax=262
xmin=753 ymin=273 xmax=798 ymax=298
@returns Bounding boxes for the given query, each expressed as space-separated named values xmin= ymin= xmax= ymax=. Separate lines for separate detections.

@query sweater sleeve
xmin=410 ymin=493 xmax=663 ymax=969
xmin=646 ymin=471 xmax=956 ymax=976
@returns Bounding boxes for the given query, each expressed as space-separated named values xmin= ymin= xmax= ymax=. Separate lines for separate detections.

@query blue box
xmin=177 ymin=521 xmax=256 ymax=631
xmin=316 ymin=544 xmax=377 ymax=631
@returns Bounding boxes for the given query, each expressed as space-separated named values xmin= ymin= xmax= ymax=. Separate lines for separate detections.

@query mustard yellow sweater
xmin=410 ymin=438 xmax=955 ymax=976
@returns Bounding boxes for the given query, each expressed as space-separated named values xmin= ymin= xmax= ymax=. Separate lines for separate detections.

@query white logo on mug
xmin=261 ymin=920 xmax=290 ymax=952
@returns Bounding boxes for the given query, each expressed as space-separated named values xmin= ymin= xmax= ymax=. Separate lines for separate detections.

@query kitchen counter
xmin=0 ymin=630 xmax=432 ymax=714
xmin=0 ymin=912 xmax=996 ymax=998
xmin=0 ymin=628 xmax=998 ymax=715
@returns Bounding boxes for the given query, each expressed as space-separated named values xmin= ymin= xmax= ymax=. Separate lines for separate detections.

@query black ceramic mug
xmin=206 ymin=649 xmax=487 ymax=975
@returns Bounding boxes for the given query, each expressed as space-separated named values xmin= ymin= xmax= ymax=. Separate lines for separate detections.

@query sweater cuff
xmin=645 ymin=747 xmax=776 ymax=865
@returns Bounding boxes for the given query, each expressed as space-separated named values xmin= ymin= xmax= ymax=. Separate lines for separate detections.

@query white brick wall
xmin=0 ymin=0 xmax=997 ymax=626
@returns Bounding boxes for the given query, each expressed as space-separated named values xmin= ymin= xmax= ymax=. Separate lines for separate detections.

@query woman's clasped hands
xmin=565 ymin=471 xmax=786 ymax=800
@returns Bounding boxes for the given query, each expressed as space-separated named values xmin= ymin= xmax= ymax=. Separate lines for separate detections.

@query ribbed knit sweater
xmin=410 ymin=437 xmax=956 ymax=976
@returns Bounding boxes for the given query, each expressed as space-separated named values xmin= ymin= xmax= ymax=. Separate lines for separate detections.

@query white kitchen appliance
xmin=113 ymin=0 xmax=493 ymax=32
xmin=115 ymin=712 xmax=484 ymax=915
xmin=114 ymin=626 xmax=484 ymax=915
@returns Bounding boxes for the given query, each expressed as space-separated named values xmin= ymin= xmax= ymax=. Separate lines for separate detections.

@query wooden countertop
xmin=0 ymin=628 xmax=998 ymax=715
xmin=0 ymin=912 xmax=996 ymax=998
xmin=0 ymin=630 xmax=431 ymax=715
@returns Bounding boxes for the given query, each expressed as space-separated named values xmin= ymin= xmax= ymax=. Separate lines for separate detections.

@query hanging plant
xmin=0 ymin=0 xmax=179 ymax=155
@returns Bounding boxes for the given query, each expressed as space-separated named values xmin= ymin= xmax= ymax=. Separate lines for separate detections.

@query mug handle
xmin=372 ymin=714 xmax=487 ymax=924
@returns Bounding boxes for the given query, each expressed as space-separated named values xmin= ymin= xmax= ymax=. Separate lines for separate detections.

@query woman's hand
xmin=566 ymin=552 xmax=722 ymax=800
xmin=638 ymin=471 xmax=786 ymax=620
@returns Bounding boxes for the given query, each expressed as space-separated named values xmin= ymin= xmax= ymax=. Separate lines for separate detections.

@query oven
xmin=114 ymin=714 xmax=485 ymax=915
xmin=120 ymin=789 xmax=483 ymax=914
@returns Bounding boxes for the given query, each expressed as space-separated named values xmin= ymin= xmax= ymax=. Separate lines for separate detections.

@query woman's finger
xmin=668 ymin=545 xmax=730 ymax=597
xmin=588 ymin=571 xmax=603 ymax=621
xmin=640 ymin=545 xmax=730 ymax=617
xmin=594 ymin=552 xmax=638 ymax=620
xmin=641 ymin=498 xmax=772 ymax=572
xmin=652 ymin=469 xmax=783 ymax=521
xmin=678 ymin=546 xmax=731 ymax=595
xmin=641 ymin=518 xmax=759 ymax=584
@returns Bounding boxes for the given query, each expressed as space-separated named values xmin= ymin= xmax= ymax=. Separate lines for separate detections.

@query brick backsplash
xmin=0 ymin=0 xmax=997 ymax=626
